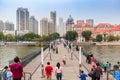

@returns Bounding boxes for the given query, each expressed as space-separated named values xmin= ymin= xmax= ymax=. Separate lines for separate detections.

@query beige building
xmin=73 ymin=22 xmax=120 ymax=42
xmin=40 ymin=18 xmax=48 ymax=36
xmin=29 ymin=16 xmax=38 ymax=34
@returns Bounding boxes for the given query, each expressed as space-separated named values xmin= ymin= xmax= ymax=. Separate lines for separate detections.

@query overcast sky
xmin=0 ymin=0 xmax=120 ymax=26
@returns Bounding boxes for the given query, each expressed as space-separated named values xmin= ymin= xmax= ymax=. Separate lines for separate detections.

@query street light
xmin=49 ymin=42 xmax=52 ymax=60
xmin=71 ymin=43 xmax=73 ymax=60
xmin=79 ymin=47 xmax=82 ymax=74
xmin=41 ymin=47 xmax=44 ymax=78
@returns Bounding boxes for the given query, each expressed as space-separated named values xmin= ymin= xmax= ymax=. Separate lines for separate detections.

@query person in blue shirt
xmin=79 ymin=70 xmax=87 ymax=80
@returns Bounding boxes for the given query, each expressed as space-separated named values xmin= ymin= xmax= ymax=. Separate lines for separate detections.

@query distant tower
xmin=16 ymin=8 xmax=29 ymax=31
xmin=66 ymin=15 xmax=74 ymax=31
xmin=40 ymin=18 xmax=48 ymax=36
xmin=0 ymin=20 xmax=4 ymax=32
xmin=29 ymin=16 xmax=38 ymax=34
xmin=86 ymin=19 xmax=94 ymax=27
xmin=50 ymin=11 xmax=56 ymax=33
xmin=58 ymin=17 xmax=64 ymax=36
xmin=77 ymin=20 xmax=84 ymax=24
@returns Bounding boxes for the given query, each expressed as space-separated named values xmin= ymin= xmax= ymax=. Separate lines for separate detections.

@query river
xmin=81 ymin=45 xmax=120 ymax=66
xmin=0 ymin=44 xmax=119 ymax=67
xmin=0 ymin=45 xmax=40 ymax=66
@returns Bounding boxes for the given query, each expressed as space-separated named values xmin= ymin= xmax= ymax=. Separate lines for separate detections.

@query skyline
xmin=0 ymin=0 xmax=120 ymax=26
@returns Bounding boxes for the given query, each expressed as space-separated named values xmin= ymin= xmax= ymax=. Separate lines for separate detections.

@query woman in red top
xmin=10 ymin=56 xmax=23 ymax=80
xmin=45 ymin=62 xmax=53 ymax=80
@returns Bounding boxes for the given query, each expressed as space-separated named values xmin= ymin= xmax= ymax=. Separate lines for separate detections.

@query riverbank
xmin=96 ymin=41 xmax=120 ymax=45
xmin=77 ymin=41 xmax=120 ymax=46
xmin=0 ymin=41 xmax=39 ymax=46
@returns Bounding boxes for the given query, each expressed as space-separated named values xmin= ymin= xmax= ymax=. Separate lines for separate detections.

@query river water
xmin=81 ymin=45 xmax=120 ymax=66
xmin=0 ymin=45 xmax=40 ymax=66
xmin=0 ymin=45 xmax=119 ymax=67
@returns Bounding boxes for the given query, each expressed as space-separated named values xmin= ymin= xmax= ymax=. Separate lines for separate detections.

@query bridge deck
xmin=23 ymin=42 xmax=114 ymax=80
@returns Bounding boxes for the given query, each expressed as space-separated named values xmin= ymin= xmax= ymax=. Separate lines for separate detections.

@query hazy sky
xmin=0 ymin=0 xmax=120 ymax=25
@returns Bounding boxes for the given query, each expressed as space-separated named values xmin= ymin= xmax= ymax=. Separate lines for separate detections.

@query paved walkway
xmin=23 ymin=42 xmax=114 ymax=80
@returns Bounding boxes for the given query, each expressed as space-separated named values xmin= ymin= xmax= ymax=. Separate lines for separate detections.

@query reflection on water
xmin=0 ymin=45 xmax=40 ymax=66
xmin=82 ymin=45 xmax=120 ymax=66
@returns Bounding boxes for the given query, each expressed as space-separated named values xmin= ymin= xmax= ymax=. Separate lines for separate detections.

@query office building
xmin=48 ymin=20 xmax=54 ymax=35
xmin=58 ymin=17 xmax=65 ymax=36
xmin=66 ymin=15 xmax=74 ymax=31
xmin=86 ymin=19 xmax=94 ymax=27
xmin=77 ymin=20 xmax=84 ymax=24
xmin=50 ymin=11 xmax=56 ymax=33
xmin=29 ymin=16 xmax=38 ymax=34
xmin=4 ymin=21 xmax=14 ymax=31
xmin=40 ymin=18 xmax=48 ymax=36
xmin=16 ymin=8 xmax=29 ymax=31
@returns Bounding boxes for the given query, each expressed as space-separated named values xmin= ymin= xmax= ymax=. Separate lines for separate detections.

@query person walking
xmin=55 ymin=62 xmax=63 ymax=80
xmin=94 ymin=63 xmax=103 ymax=80
xmin=79 ymin=70 xmax=87 ymax=80
xmin=45 ymin=62 xmax=53 ymax=80
xmin=3 ymin=66 xmax=8 ymax=80
xmin=103 ymin=61 xmax=109 ymax=72
xmin=10 ymin=56 xmax=23 ymax=80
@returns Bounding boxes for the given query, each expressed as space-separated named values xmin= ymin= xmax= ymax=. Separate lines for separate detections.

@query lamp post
xmin=41 ymin=47 xmax=44 ymax=78
xmin=49 ymin=42 xmax=52 ymax=60
xmin=79 ymin=47 xmax=82 ymax=74
xmin=71 ymin=43 xmax=73 ymax=60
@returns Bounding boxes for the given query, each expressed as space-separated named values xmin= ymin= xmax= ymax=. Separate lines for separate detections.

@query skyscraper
xmin=29 ymin=16 xmax=38 ymax=34
xmin=50 ymin=11 xmax=56 ymax=33
xmin=40 ymin=18 xmax=48 ymax=36
xmin=16 ymin=8 xmax=29 ymax=31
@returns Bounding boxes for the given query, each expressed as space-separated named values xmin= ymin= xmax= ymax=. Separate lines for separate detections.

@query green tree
xmin=82 ymin=30 xmax=92 ymax=41
xmin=48 ymin=32 xmax=60 ymax=41
xmin=106 ymin=34 xmax=115 ymax=41
xmin=115 ymin=35 xmax=120 ymax=41
xmin=0 ymin=32 xmax=4 ymax=41
xmin=65 ymin=31 xmax=78 ymax=41
xmin=22 ymin=32 xmax=39 ymax=41
xmin=5 ymin=34 xmax=15 ymax=41
xmin=96 ymin=34 xmax=103 ymax=42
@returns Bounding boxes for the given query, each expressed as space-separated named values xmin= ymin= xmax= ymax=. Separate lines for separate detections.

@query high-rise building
xmin=86 ymin=19 xmax=94 ymax=27
xmin=0 ymin=20 xmax=4 ymax=32
xmin=66 ymin=15 xmax=74 ymax=31
xmin=16 ymin=8 xmax=29 ymax=31
xmin=29 ymin=16 xmax=38 ymax=34
xmin=58 ymin=17 xmax=65 ymax=36
xmin=40 ymin=18 xmax=48 ymax=36
xmin=4 ymin=21 xmax=14 ymax=31
xmin=48 ymin=20 xmax=54 ymax=35
xmin=50 ymin=11 xmax=56 ymax=33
